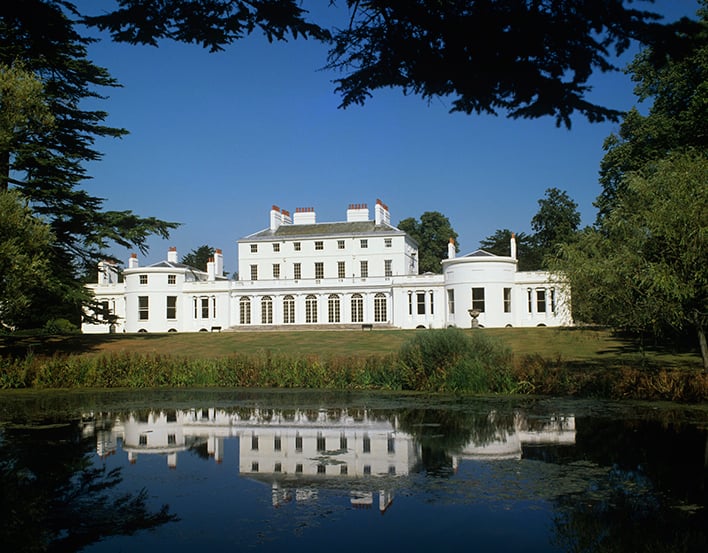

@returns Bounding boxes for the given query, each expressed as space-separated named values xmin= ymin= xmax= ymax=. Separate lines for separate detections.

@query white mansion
xmin=82 ymin=199 xmax=571 ymax=333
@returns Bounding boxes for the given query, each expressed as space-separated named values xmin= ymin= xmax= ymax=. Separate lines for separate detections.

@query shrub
xmin=398 ymin=328 xmax=513 ymax=393
xmin=43 ymin=318 xmax=80 ymax=335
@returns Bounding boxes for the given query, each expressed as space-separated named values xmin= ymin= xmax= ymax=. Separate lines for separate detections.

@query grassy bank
xmin=1 ymin=327 xmax=705 ymax=401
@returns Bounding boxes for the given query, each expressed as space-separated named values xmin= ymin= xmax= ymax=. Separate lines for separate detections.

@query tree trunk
xmin=0 ymin=150 xmax=9 ymax=192
xmin=699 ymin=325 xmax=708 ymax=372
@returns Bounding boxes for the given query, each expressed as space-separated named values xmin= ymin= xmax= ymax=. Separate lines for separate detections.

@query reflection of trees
xmin=0 ymin=419 xmax=177 ymax=552
xmin=553 ymin=467 xmax=708 ymax=553
xmin=551 ymin=418 xmax=708 ymax=553
xmin=397 ymin=408 xmax=518 ymax=476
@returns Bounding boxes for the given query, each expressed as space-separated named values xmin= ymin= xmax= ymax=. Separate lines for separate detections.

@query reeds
xmin=1 ymin=329 xmax=706 ymax=401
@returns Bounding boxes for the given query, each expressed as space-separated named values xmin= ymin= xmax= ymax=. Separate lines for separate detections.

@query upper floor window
xmin=338 ymin=261 xmax=346 ymax=279
xmin=360 ymin=239 xmax=368 ymax=249
xmin=167 ymin=274 xmax=176 ymax=285
xmin=250 ymin=244 xmax=258 ymax=253
xmin=337 ymin=240 xmax=345 ymax=249
xmin=139 ymin=274 xmax=148 ymax=285
xmin=384 ymin=259 xmax=392 ymax=277
xmin=294 ymin=263 xmax=301 ymax=280
xmin=272 ymin=264 xmax=280 ymax=279
xmin=360 ymin=260 xmax=368 ymax=278
xmin=315 ymin=241 xmax=324 ymax=250
xmin=272 ymin=243 xmax=280 ymax=252
xmin=250 ymin=265 xmax=258 ymax=280
xmin=294 ymin=242 xmax=301 ymax=251
xmin=315 ymin=262 xmax=324 ymax=280
xmin=384 ymin=238 xmax=392 ymax=248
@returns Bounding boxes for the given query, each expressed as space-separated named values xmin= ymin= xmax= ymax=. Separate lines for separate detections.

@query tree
xmin=181 ymin=245 xmax=215 ymax=271
xmin=0 ymin=190 xmax=55 ymax=330
xmin=478 ymin=229 xmax=541 ymax=271
xmin=556 ymin=152 xmax=707 ymax=369
xmin=0 ymin=62 xmax=54 ymax=179
xmin=0 ymin=1 xmax=179 ymax=328
xmin=530 ymin=187 xmax=581 ymax=262
xmin=83 ymin=0 xmax=702 ymax=128
xmin=557 ymin=4 xmax=708 ymax=369
xmin=398 ymin=211 xmax=458 ymax=273
xmin=596 ymin=1 xmax=708 ymax=220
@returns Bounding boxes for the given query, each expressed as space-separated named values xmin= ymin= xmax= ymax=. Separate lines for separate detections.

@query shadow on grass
xmin=0 ymin=333 xmax=172 ymax=358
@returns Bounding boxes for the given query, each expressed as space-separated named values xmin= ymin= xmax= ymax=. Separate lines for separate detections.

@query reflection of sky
xmin=82 ymin=408 xmax=574 ymax=552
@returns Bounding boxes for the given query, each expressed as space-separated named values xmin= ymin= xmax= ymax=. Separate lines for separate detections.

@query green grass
xmin=1 ymin=327 xmax=700 ymax=369
xmin=1 ymin=327 xmax=705 ymax=401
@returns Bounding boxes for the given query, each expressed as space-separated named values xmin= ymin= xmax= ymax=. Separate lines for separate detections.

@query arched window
xmin=283 ymin=295 xmax=295 ymax=324
xmin=328 ymin=294 xmax=340 ymax=323
xmin=305 ymin=294 xmax=318 ymax=323
xmin=351 ymin=293 xmax=363 ymax=323
xmin=261 ymin=296 xmax=273 ymax=324
xmin=239 ymin=297 xmax=251 ymax=325
xmin=374 ymin=293 xmax=387 ymax=323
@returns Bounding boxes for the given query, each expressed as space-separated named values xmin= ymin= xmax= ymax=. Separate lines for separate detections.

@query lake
xmin=1 ymin=389 xmax=706 ymax=552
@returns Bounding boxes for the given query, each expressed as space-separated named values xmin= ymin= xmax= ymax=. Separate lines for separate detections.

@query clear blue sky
xmin=77 ymin=1 xmax=700 ymax=275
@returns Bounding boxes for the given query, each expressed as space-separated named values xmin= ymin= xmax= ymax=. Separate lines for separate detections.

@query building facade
xmin=82 ymin=199 xmax=571 ymax=333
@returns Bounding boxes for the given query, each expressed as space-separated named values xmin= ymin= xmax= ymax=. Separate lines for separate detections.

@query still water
xmin=1 ymin=389 xmax=706 ymax=552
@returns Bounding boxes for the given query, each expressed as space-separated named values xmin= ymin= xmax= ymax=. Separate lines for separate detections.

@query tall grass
xmin=1 ymin=328 xmax=706 ymax=401
xmin=398 ymin=328 xmax=514 ymax=393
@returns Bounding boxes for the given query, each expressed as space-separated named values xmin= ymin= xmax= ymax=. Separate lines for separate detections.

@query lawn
xmin=1 ymin=326 xmax=702 ymax=369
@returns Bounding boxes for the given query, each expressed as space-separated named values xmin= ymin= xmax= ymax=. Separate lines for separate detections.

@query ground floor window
xmin=471 ymin=287 xmax=485 ymax=312
xmin=504 ymin=288 xmax=512 ymax=313
xmin=374 ymin=293 xmax=387 ymax=322
xmin=261 ymin=296 xmax=273 ymax=324
xmin=138 ymin=296 xmax=149 ymax=320
xmin=351 ymin=294 xmax=363 ymax=323
xmin=305 ymin=294 xmax=318 ymax=323
xmin=283 ymin=295 xmax=295 ymax=323
xmin=417 ymin=292 xmax=425 ymax=315
xmin=240 ymin=297 xmax=251 ymax=324
xmin=166 ymin=296 xmax=177 ymax=320
xmin=536 ymin=289 xmax=546 ymax=313
xmin=447 ymin=289 xmax=455 ymax=314
xmin=328 ymin=294 xmax=340 ymax=323
xmin=201 ymin=297 xmax=209 ymax=318
xmin=527 ymin=289 xmax=533 ymax=312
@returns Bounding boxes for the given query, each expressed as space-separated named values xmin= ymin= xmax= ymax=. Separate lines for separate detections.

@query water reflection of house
xmin=87 ymin=408 xmax=576 ymax=512
xmin=453 ymin=414 xmax=576 ymax=466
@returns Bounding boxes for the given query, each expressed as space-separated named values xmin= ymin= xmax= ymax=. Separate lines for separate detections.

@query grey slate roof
xmin=463 ymin=249 xmax=498 ymax=257
xmin=142 ymin=260 xmax=229 ymax=281
xmin=242 ymin=221 xmax=404 ymax=241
